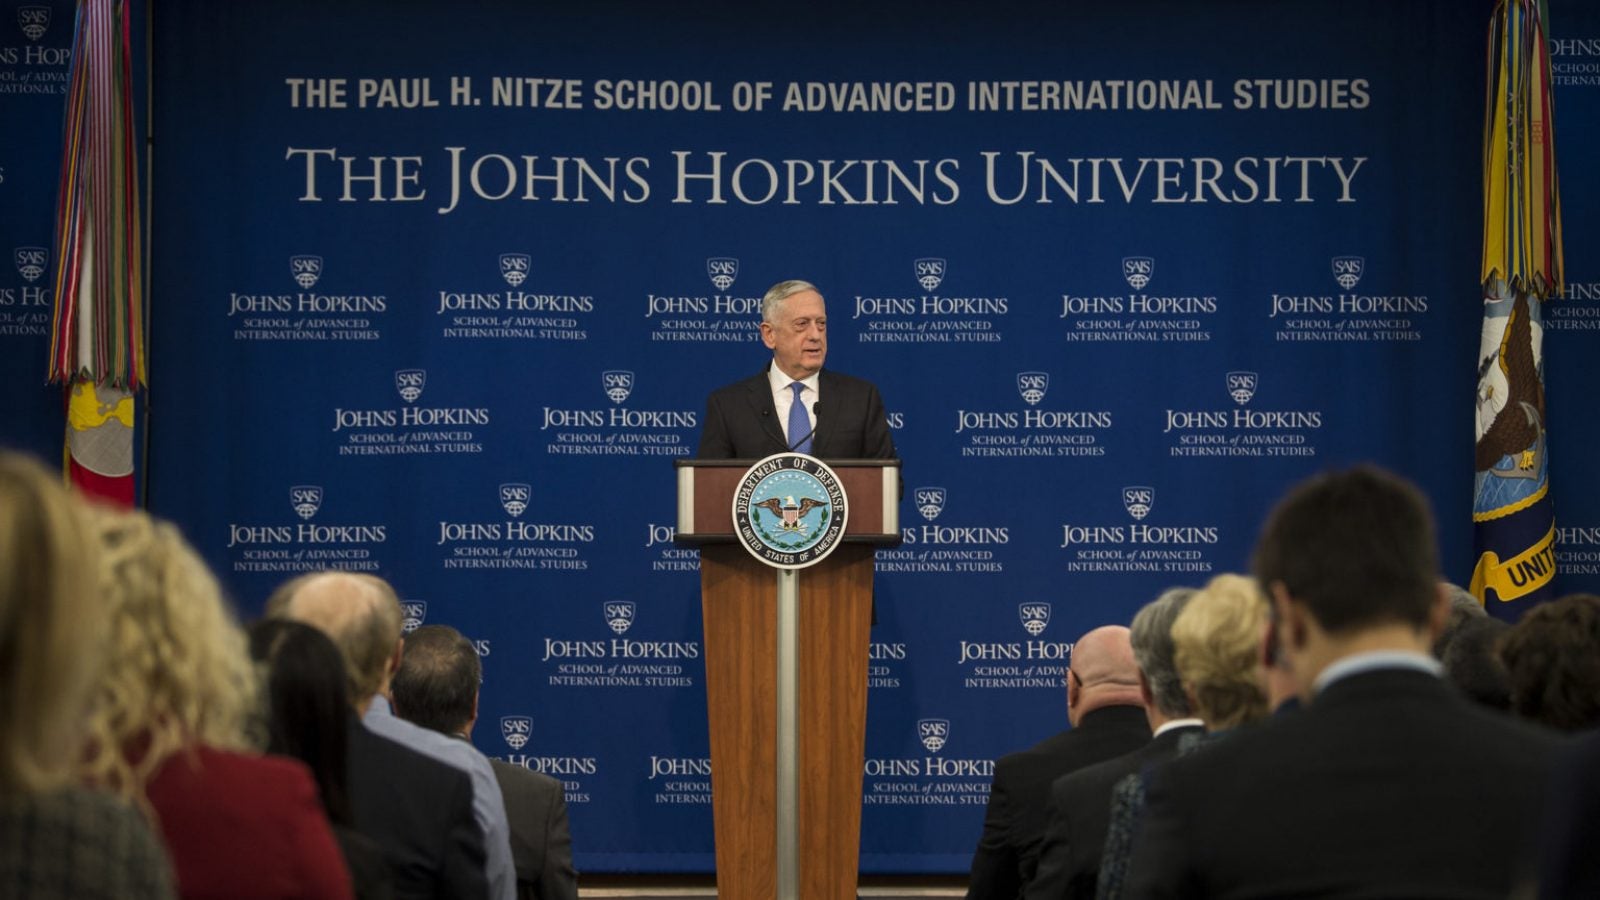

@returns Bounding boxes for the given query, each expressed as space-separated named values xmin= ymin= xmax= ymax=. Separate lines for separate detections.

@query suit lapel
xmin=743 ymin=368 xmax=787 ymax=453
xmin=810 ymin=369 xmax=841 ymax=457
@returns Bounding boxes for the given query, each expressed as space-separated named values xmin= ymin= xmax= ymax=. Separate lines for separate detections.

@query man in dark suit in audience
xmin=697 ymin=279 xmax=896 ymax=460
xmin=967 ymin=625 xmax=1150 ymax=900
xmin=391 ymin=625 xmax=579 ymax=900
xmin=1025 ymin=588 xmax=1204 ymax=900
xmin=273 ymin=572 xmax=490 ymax=900
xmin=1125 ymin=466 xmax=1561 ymax=899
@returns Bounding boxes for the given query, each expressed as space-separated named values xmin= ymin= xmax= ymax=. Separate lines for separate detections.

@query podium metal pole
xmin=774 ymin=567 xmax=800 ymax=900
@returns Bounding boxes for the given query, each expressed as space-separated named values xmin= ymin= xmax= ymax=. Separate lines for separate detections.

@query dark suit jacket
xmin=968 ymin=705 xmax=1151 ymax=900
xmin=1125 ymin=668 xmax=1560 ymax=899
xmin=490 ymin=760 xmax=578 ymax=900
xmin=1025 ymin=724 xmax=1202 ymax=900
xmin=348 ymin=716 xmax=490 ymax=900
xmin=696 ymin=366 xmax=896 ymax=460
xmin=1538 ymin=729 xmax=1600 ymax=899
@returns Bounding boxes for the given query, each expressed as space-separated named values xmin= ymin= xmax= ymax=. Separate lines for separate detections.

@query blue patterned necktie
xmin=787 ymin=381 xmax=813 ymax=454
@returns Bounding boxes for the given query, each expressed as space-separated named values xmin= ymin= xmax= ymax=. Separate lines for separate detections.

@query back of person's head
xmin=1439 ymin=616 xmax=1511 ymax=711
xmin=1252 ymin=465 xmax=1439 ymax=634
xmin=249 ymin=618 xmax=354 ymax=824
xmin=1433 ymin=583 xmax=1488 ymax=657
xmin=0 ymin=453 xmax=106 ymax=793
xmin=274 ymin=571 xmax=403 ymax=705
xmin=1129 ymin=587 xmax=1196 ymax=719
xmin=1067 ymin=625 xmax=1142 ymax=722
xmin=1500 ymin=594 xmax=1600 ymax=732
xmin=391 ymin=625 xmax=481 ymax=736
xmin=82 ymin=506 xmax=259 ymax=800
xmin=1170 ymin=573 xmax=1269 ymax=731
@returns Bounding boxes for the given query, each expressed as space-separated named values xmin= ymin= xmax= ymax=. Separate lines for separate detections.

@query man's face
xmin=762 ymin=290 xmax=827 ymax=380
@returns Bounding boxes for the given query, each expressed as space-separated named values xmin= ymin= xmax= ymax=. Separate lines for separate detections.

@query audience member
xmin=1097 ymin=574 xmax=1270 ymax=900
xmin=271 ymin=571 xmax=493 ymax=900
xmin=1124 ymin=466 xmax=1559 ymax=898
xmin=1026 ymin=588 xmax=1202 ymax=900
xmin=82 ymin=506 xmax=351 ymax=899
xmin=251 ymin=618 xmax=396 ymax=899
xmin=392 ymin=625 xmax=578 ymax=900
xmin=1501 ymin=593 xmax=1600 ymax=731
xmin=1439 ymin=616 xmax=1511 ymax=711
xmin=1537 ymin=729 xmax=1600 ymax=898
xmin=967 ymin=626 xmax=1149 ymax=900
xmin=0 ymin=453 xmax=173 ymax=900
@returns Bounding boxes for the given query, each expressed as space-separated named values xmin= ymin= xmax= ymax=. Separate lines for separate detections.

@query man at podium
xmin=697 ymin=279 xmax=896 ymax=460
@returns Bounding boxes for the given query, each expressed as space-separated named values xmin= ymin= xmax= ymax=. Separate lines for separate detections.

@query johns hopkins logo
xmin=1226 ymin=371 xmax=1258 ymax=406
xmin=500 ymin=253 xmax=531 ymax=287
xmin=1019 ymin=602 xmax=1052 ymax=637
xmin=1331 ymin=256 xmax=1365 ymax=290
xmin=915 ymin=487 xmax=947 ymax=521
xmin=290 ymin=485 xmax=324 ymax=520
xmin=1122 ymin=256 xmax=1155 ymax=290
xmin=14 ymin=247 xmax=47 ymax=282
xmin=1017 ymin=372 xmax=1049 ymax=406
xmin=602 ymin=370 xmax=634 ymax=404
xmin=706 ymin=257 xmax=739 ymax=291
xmin=17 ymin=5 xmax=49 ymax=41
xmin=914 ymin=257 xmax=947 ymax=291
xmin=399 ymin=601 xmax=428 ymax=634
xmin=499 ymin=483 xmax=530 ymax=518
xmin=501 ymin=716 xmax=532 ymax=751
xmin=604 ymin=601 xmax=636 ymax=635
xmin=917 ymin=718 xmax=951 ymax=753
xmin=734 ymin=454 xmax=849 ymax=569
xmin=289 ymin=255 xmax=323 ymax=289
xmin=1122 ymin=486 xmax=1154 ymax=521
xmin=394 ymin=369 xmax=426 ymax=403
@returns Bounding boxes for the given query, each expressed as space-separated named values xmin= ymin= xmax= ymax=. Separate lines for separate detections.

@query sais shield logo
xmin=500 ymin=716 xmax=532 ymax=750
xmin=500 ymin=253 xmax=531 ymax=287
xmin=290 ymin=485 xmax=323 ymax=520
xmin=1019 ymin=602 xmax=1052 ymax=637
xmin=1226 ymin=371 xmax=1258 ymax=406
xmin=1122 ymin=256 xmax=1155 ymax=290
xmin=18 ymin=5 xmax=49 ymax=41
xmin=13 ymin=246 xmax=47 ymax=283
xmin=602 ymin=370 xmax=634 ymax=405
xmin=289 ymin=255 xmax=323 ymax=289
xmin=917 ymin=718 xmax=951 ymax=753
xmin=1017 ymin=371 xmax=1049 ymax=406
xmin=394 ymin=369 xmax=426 ymax=403
xmin=499 ymin=483 xmax=531 ymax=518
xmin=604 ymin=601 xmax=636 ymax=635
xmin=1122 ymin=486 xmax=1154 ymax=521
xmin=914 ymin=487 xmax=947 ymax=522
xmin=706 ymin=257 xmax=739 ymax=291
xmin=399 ymin=601 xmax=428 ymax=634
xmin=914 ymin=257 xmax=947 ymax=291
xmin=1331 ymin=256 xmax=1365 ymax=290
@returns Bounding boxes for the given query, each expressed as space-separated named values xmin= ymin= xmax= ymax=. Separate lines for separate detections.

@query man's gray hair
xmin=1130 ymin=586 xmax=1197 ymax=717
xmin=761 ymin=279 xmax=821 ymax=324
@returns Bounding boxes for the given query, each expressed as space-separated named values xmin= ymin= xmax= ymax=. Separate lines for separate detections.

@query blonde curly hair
xmin=1171 ymin=573 xmax=1270 ymax=731
xmin=79 ymin=506 xmax=262 ymax=802
xmin=0 ymin=453 xmax=106 ymax=794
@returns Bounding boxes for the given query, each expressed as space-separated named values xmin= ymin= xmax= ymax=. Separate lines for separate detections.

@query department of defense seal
xmin=732 ymin=453 xmax=849 ymax=569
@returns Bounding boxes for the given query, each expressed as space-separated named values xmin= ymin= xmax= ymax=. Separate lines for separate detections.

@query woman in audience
xmin=0 ymin=452 xmax=173 ymax=899
xmin=250 ymin=618 xmax=393 ymax=900
xmin=80 ymin=505 xmax=354 ymax=899
xmin=1501 ymin=593 xmax=1600 ymax=732
xmin=1097 ymin=573 xmax=1270 ymax=900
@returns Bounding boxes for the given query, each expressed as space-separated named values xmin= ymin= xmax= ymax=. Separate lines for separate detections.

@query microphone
xmin=788 ymin=402 xmax=821 ymax=453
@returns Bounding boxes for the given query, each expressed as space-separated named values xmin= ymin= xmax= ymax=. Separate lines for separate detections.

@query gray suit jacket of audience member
xmin=1025 ymin=723 xmax=1202 ymax=900
xmin=491 ymin=760 xmax=578 ymax=900
xmin=1124 ymin=668 xmax=1559 ymax=899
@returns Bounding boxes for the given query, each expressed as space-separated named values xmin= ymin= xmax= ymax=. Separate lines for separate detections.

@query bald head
xmin=272 ymin=572 xmax=403 ymax=705
xmin=1067 ymin=625 xmax=1143 ymax=725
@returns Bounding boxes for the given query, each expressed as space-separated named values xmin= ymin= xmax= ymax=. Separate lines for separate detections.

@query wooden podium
xmin=675 ymin=458 xmax=900 ymax=900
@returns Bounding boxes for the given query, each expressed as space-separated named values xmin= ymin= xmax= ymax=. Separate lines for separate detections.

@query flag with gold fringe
xmin=47 ymin=0 xmax=143 ymax=506
xmin=1471 ymin=0 xmax=1565 ymax=620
